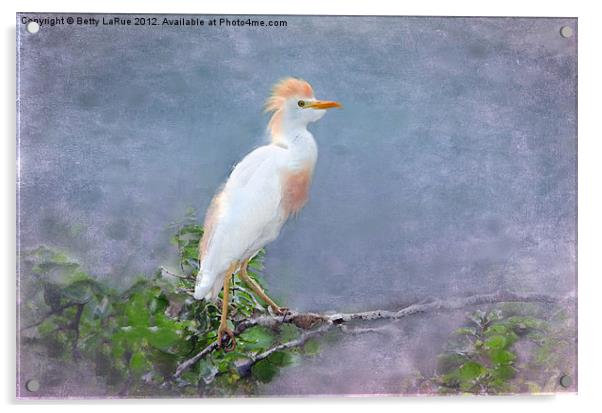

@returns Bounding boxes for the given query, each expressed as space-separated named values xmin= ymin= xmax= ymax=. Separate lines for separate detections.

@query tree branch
xmin=20 ymin=301 xmax=80 ymax=331
xmin=173 ymin=291 xmax=572 ymax=380
xmin=71 ymin=303 xmax=85 ymax=359
xmin=174 ymin=342 xmax=218 ymax=378
xmin=160 ymin=266 xmax=192 ymax=280
xmin=233 ymin=323 xmax=330 ymax=378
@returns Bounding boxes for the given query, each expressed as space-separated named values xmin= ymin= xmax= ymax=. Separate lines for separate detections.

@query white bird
xmin=193 ymin=77 xmax=341 ymax=350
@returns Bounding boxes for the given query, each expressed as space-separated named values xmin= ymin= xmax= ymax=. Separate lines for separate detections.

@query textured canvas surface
xmin=17 ymin=14 xmax=577 ymax=398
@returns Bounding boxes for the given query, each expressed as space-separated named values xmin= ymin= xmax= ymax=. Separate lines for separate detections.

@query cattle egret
xmin=193 ymin=77 xmax=341 ymax=350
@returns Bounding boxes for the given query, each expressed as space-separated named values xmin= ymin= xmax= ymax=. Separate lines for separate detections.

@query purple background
xmin=17 ymin=15 xmax=577 ymax=396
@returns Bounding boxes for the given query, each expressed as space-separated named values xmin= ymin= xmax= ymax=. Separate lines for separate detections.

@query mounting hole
xmin=559 ymin=374 xmax=573 ymax=388
xmin=25 ymin=379 xmax=40 ymax=392
xmin=560 ymin=26 xmax=573 ymax=38
xmin=26 ymin=21 xmax=40 ymax=34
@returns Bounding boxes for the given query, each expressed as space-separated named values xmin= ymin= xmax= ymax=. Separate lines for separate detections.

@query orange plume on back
xmin=265 ymin=78 xmax=314 ymax=140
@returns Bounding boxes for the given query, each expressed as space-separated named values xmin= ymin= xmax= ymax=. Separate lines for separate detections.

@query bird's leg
xmin=238 ymin=259 xmax=288 ymax=315
xmin=217 ymin=263 xmax=237 ymax=352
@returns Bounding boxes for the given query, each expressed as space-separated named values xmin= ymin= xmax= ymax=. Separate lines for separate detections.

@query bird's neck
xmin=274 ymin=126 xmax=318 ymax=171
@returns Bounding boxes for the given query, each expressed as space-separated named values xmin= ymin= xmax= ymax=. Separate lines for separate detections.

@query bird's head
xmin=265 ymin=77 xmax=341 ymax=142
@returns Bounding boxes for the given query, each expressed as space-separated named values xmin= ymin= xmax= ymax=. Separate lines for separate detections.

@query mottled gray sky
xmin=18 ymin=15 xmax=576 ymax=395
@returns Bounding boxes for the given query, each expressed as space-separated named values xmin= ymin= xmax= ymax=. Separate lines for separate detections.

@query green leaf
xmin=458 ymin=361 xmax=485 ymax=382
xmin=129 ymin=352 xmax=147 ymax=375
xmin=485 ymin=323 xmax=508 ymax=336
xmin=303 ymin=338 xmax=320 ymax=355
xmin=43 ymin=283 xmax=64 ymax=311
xmin=125 ymin=294 xmax=150 ymax=327
xmin=278 ymin=324 xmax=301 ymax=342
xmin=37 ymin=318 xmax=58 ymax=335
xmin=485 ymin=335 xmax=507 ymax=350
xmin=197 ymin=359 xmax=218 ymax=384
xmin=180 ymin=371 xmax=199 ymax=385
xmin=62 ymin=284 xmax=92 ymax=304
xmin=506 ymin=316 xmax=545 ymax=331
xmin=437 ymin=353 xmax=466 ymax=373
xmin=492 ymin=364 xmax=516 ymax=381
xmin=251 ymin=359 xmax=278 ymax=383
xmin=489 ymin=349 xmax=516 ymax=365
xmin=454 ymin=327 xmax=477 ymax=336
xmin=147 ymin=326 xmax=180 ymax=350
xmin=109 ymin=340 xmax=125 ymax=360
xmin=267 ymin=351 xmax=294 ymax=367
xmin=115 ymin=325 xmax=147 ymax=346
xmin=239 ymin=326 xmax=274 ymax=352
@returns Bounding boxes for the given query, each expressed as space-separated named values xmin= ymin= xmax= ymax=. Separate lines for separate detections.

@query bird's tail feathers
xmin=193 ymin=270 xmax=220 ymax=301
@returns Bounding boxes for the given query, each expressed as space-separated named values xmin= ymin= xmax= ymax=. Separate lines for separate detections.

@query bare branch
xmin=234 ymin=324 xmax=330 ymax=378
xmin=20 ymin=302 xmax=80 ymax=331
xmin=174 ymin=342 xmax=218 ymax=378
xmin=323 ymin=291 xmax=570 ymax=324
xmin=173 ymin=291 xmax=571 ymax=379
xmin=338 ymin=325 xmax=393 ymax=335
xmin=160 ymin=266 xmax=192 ymax=280
xmin=71 ymin=303 xmax=85 ymax=359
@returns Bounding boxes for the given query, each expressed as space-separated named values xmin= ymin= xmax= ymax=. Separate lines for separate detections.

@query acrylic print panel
xmin=16 ymin=14 xmax=577 ymax=398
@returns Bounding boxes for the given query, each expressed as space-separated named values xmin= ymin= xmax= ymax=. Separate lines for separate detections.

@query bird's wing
xmin=227 ymin=144 xmax=285 ymax=190
xmin=221 ymin=144 xmax=288 ymax=248
xmin=196 ymin=144 xmax=287 ymax=299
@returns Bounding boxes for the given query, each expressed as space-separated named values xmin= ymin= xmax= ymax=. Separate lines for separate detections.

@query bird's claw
xmin=217 ymin=328 xmax=236 ymax=352
xmin=272 ymin=306 xmax=289 ymax=316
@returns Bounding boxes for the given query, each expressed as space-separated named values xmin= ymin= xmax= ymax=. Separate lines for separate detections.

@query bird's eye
xmin=297 ymin=100 xmax=305 ymax=108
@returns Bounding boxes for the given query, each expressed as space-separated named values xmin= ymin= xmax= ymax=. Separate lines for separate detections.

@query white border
xmin=3 ymin=1 xmax=601 ymax=412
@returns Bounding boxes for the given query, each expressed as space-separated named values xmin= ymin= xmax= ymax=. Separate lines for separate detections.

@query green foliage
xmin=434 ymin=307 xmax=574 ymax=395
xmin=20 ymin=211 xmax=574 ymax=396
xmin=250 ymin=351 xmax=293 ymax=383
xmin=21 ymin=216 xmax=307 ymax=397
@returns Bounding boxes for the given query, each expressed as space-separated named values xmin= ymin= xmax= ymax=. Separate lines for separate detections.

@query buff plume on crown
xmin=264 ymin=77 xmax=314 ymax=140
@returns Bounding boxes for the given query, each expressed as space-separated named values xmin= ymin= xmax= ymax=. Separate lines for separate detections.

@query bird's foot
xmin=271 ymin=306 xmax=290 ymax=316
xmin=217 ymin=327 xmax=236 ymax=352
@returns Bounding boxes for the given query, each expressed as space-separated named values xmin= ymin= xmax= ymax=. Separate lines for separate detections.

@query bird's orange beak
xmin=307 ymin=100 xmax=342 ymax=110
